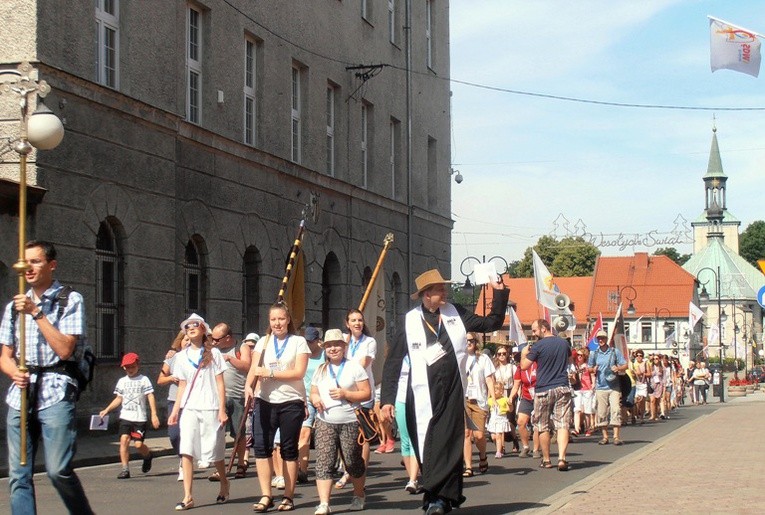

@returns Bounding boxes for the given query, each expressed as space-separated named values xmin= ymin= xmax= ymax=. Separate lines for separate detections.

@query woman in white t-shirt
xmin=463 ymin=333 xmax=496 ymax=476
xmin=245 ymin=303 xmax=310 ymax=513
xmin=309 ymin=329 xmax=370 ymax=515
xmin=344 ymin=310 xmax=380 ymax=470
xmin=168 ymin=314 xmax=228 ymax=510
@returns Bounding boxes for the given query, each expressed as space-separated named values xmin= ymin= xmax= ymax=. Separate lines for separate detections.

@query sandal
xmin=557 ymin=459 xmax=570 ymax=471
xmin=462 ymin=468 xmax=474 ymax=477
xmin=334 ymin=472 xmax=349 ymax=489
xmin=235 ymin=461 xmax=249 ymax=479
xmin=277 ymin=497 xmax=295 ymax=512
xmin=540 ymin=460 xmax=553 ymax=469
xmin=253 ymin=496 xmax=274 ymax=513
xmin=478 ymin=454 xmax=489 ymax=474
xmin=208 ymin=471 xmax=222 ymax=482
xmin=598 ymin=438 xmax=609 ymax=445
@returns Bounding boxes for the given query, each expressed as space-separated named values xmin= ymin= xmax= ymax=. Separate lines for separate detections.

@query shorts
xmin=517 ymin=397 xmax=534 ymax=417
xmin=574 ymin=389 xmax=595 ymax=414
xmin=532 ymin=386 xmax=573 ymax=433
xmin=118 ymin=420 xmax=148 ymax=442
xmin=465 ymin=400 xmax=487 ymax=432
xmin=179 ymin=408 xmax=226 ymax=462
xmin=302 ymin=401 xmax=317 ymax=428
xmin=226 ymin=397 xmax=245 ymax=438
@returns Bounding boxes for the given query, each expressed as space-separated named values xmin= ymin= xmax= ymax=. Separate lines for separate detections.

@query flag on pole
xmin=666 ymin=331 xmax=677 ymax=354
xmin=507 ymin=307 xmax=527 ymax=346
xmin=532 ymin=249 xmax=560 ymax=310
xmin=707 ymin=324 xmax=720 ymax=356
xmin=284 ymin=249 xmax=305 ymax=331
xmin=689 ymin=301 xmax=705 ymax=328
xmin=362 ymin=268 xmax=388 ymax=386
xmin=709 ymin=16 xmax=762 ymax=77
xmin=587 ymin=312 xmax=604 ymax=351
xmin=609 ymin=303 xmax=629 ymax=359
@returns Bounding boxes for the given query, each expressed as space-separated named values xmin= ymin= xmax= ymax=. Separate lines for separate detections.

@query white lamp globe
xmin=27 ymin=103 xmax=64 ymax=150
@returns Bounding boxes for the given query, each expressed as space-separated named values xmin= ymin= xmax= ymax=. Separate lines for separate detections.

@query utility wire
xmin=221 ymin=1 xmax=765 ymax=112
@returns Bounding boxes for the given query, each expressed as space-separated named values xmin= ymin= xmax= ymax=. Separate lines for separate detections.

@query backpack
xmin=12 ymin=285 xmax=97 ymax=399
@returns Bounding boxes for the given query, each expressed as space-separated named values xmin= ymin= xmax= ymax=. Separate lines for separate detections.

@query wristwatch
xmin=32 ymin=310 xmax=45 ymax=321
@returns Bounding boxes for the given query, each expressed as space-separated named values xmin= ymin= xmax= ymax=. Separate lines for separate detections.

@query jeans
xmin=167 ymin=400 xmax=181 ymax=455
xmin=7 ymin=390 xmax=93 ymax=515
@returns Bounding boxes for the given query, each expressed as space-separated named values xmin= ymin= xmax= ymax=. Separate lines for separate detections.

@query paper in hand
xmin=472 ymin=262 xmax=499 ymax=286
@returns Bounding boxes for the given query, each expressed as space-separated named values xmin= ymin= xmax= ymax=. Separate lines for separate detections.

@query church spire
xmin=703 ymin=122 xmax=728 ymax=212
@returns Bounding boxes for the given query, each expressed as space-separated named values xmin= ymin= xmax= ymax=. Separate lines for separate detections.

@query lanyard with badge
xmin=349 ymin=335 xmax=364 ymax=358
xmin=328 ymin=358 xmax=347 ymax=388
xmin=270 ymin=335 xmax=289 ymax=372
xmin=466 ymin=355 xmax=479 ymax=398
xmin=421 ymin=313 xmax=447 ymax=366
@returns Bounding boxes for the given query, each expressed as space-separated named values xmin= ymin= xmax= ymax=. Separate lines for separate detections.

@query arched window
xmin=242 ymin=246 xmax=261 ymax=335
xmin=95 ymin=218 xmax=124 ymax=359
xmin=184 ymin=236 xmax=207 ymax=315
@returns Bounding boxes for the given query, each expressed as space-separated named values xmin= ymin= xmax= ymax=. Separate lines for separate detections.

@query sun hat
xmin=180 ymin=313 xmax=211 ymax=335
xmin=322 ymin=328 xmax=346 ymax=347
xmin=596 ymin=329 xmax=608 ymax=338
xmin=410 ymin=269 xmax=451 ymax=300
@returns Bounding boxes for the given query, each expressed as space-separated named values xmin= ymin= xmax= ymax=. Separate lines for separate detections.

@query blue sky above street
xmin=449 ymin=1 xmax=765 ymax=280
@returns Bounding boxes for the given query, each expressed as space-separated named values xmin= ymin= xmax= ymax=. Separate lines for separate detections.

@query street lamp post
xmin=697 ymin=266 xmax=725 ymax=403
xmin=654 ymin=307 xmax=671 ymax=352
xmin=733 ymin=309 xmax=744 ymax=379
xmin=0 ymin=62 xmax=65 ymax=465
xmin=618 ymin=285 xmax=637 ymax=316
xmin=460 ymin=254 xmax=508 ymax=343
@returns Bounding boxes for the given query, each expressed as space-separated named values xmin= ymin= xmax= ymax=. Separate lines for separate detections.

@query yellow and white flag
xmin=362 ymin=269 xmax=387 ymax=386
xmin=709 ymin=16 xmax=762 ymax=78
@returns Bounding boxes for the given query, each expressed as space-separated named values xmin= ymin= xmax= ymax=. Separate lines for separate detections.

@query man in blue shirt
xmin=0 ymin=241 xmax=94 ymax=515
xmin=520 ymin=319 xmax=573 ymax=471
xmin=587 ymin=330 xmax=628 ymax=446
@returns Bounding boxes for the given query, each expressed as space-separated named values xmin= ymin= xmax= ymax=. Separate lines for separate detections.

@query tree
xmin=740 ymin=220 xmax=765 ymax=268
xmin=653 ymin=247 xmax=691 ymax=266
xmin=511 ymin=235 xmax=600 ymax=278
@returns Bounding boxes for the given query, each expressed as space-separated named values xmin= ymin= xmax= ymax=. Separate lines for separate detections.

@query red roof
xmin=479 ymin=276 xmax=594 ymax=327
xmin=587 ymin=252 xmax=697 ymax=319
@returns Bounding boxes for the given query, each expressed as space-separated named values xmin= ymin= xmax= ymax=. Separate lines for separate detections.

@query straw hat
xmin=322 ymin=328 xmax=346 ymax=347
xmin=410 ymin=269 xmax=451 ymax=300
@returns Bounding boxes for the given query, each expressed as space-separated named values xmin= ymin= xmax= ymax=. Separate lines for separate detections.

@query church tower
xmin=691 ymin=124 xmax=741 ymax=253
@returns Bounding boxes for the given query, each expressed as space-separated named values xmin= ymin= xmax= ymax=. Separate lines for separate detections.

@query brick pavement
xmin=526 ymin=391 xmax=765 ymax=514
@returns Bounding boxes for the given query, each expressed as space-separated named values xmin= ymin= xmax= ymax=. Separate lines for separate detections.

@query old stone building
xmin=0 ymin=0 xmax=453 ymax=415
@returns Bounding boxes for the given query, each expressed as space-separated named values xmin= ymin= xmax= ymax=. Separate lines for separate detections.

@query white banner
xmin=710 ymin=16 xmax=762 ymax=77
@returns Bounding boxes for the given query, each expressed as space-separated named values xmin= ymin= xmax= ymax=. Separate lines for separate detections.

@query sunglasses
xmin=467 ymin=339 xmax=477 ymax=343
xmin=184 ymin=321 xmax=201 ymax=330
xmin=212 ymin=333 xmax=230 ymax=343
xmin=496 ymin=352 xmax=507 ymax=356
xmin=576 ymin=354 xmax=584 ymax=357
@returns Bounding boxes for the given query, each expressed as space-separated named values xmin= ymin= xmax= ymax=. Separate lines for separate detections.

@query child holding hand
xmin=100 ymin=352 xmax=160 ymax=478
xmin=487 ymin=381 xmax=512 ymax=458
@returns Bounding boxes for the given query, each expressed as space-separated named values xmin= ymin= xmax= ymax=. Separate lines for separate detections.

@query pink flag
xmin=709 ymin=16 xmax=762 ymax=77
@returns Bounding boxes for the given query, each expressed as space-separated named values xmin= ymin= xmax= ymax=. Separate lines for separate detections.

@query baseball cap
xmin=304 ymin=326 xmax=321 ymax=342
xmin=243 ymin=332 xmax=260 ymax=343
xmin=121 ymin=352 xmax=139 ymax=367
xmin=596 ymin=329 xmax=608 ymax=338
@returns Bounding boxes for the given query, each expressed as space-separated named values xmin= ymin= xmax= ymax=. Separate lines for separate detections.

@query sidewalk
xmin=0 ymin=426 xmax=233 ymax=478
xmin=526 ymin=391 xmax=765 ymax=513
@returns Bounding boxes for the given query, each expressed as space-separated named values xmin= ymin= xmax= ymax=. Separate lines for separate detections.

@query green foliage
xmin=653 ymin=247 xmax=691 ymax=266
xmin=739 ymin=220 xmax=765 ymax=268
xmin=511 ymin=236 xmax=600 ymax=278
xmin=450 ymin=283 xmax=475 ymax=308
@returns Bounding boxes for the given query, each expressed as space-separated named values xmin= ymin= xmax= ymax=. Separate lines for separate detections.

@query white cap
xmin=244 ymin=332 xmax=260 ymax=343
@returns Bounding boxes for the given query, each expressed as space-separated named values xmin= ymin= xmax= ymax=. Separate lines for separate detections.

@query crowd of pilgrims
xmin=119 ymin=304 xmax=711 ymax=513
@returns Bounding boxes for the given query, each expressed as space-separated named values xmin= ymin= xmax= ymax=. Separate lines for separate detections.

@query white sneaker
xmin=315 ymin=503 xmax=331 ymax=515
xmin=405 ymin=480 xmax=420 ymax=494
xmin=177 ymin=466 xmax=183 ymax=482
xmin=275 ymin=476 xmax=285 ymax=489
xmin=349 ymin=496 xmax=365 ymax=511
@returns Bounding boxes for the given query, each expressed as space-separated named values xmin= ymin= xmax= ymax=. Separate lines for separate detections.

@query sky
xmin=448 ymin=1 xmax=765 ymax=282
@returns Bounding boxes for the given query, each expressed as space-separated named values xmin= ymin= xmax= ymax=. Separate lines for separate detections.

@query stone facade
xmin=0 ymin=1 xmax=452 ymax=417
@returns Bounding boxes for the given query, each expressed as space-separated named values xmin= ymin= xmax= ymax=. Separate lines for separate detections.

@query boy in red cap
xmin=99 ymin=352 xmax=160 ymax=478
